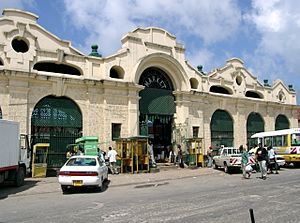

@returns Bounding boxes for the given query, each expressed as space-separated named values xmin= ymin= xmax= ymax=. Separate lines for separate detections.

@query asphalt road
xmin=0 ymin=167 xmax=299 ymax=223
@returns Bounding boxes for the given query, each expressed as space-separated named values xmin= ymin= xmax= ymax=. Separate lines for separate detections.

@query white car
xmin=58 ymin=155 xmax=108 ymax=193
xmin=275 ymin=155 xmax=286 ymax=168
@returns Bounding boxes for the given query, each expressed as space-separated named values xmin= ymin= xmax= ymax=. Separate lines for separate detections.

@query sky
xmin=1 ymin=0 xmax=300 ymax=103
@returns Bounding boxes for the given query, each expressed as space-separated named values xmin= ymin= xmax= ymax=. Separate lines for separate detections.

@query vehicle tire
xmin=15 ymin=167 xmax=25 ymax=187
xmin=224 ymin=163 xmax=230 ymax=173
xmin=212 ymin=161 xmax=218 ymax=169
xmin=293 ymin=163 xmax=300 ymax=168
xmin=61 ymin=185 xmax=68 ymax=194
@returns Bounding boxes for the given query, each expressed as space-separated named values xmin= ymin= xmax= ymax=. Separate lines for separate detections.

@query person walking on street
xmin=240 ymin=145 xmax=251 ymax=179
xmin=177 ymin=144 xmax=184 ymax=168
xmin=267 ymin=146 xmax=279 ymax=174
xmin=255 ymin=143 xmax=268 ymax=180
xmin=98 ymin=147 xmax=106 ymax=163
xmin=108 ymin=146 xmax=119 ymax=174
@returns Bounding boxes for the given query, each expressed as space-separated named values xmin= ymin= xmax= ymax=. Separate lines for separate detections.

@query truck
xmin=212 ymin=147 xmax=242 ymax=173
xmin=0 ymin=119 xmax=30 ymax=186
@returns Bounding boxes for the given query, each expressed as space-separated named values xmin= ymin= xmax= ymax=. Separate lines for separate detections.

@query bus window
xmin=291 ymin=134 xmax=300 ymax=146
xmin=273 ymin=135 xmax=283 ymax=147
xmin=282 ymin=135 xmax=287 ymax=146
xmin=264 ymin=136 xmax=272 ymax=147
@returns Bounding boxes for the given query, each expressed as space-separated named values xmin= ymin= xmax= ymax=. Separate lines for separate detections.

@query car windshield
xmin=66 ymin=157 xmax=97 ymax=166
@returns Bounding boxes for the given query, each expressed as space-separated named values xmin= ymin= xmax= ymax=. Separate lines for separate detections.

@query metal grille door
xmin=31 ymin=96 xmax=82 ymax=169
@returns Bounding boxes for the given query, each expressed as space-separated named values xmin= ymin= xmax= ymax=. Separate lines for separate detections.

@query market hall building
xmin=0 ymin=9 xmax=298 ymax=168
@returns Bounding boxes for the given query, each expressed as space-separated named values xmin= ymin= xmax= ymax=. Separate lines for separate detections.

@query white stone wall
xmin=0 ymin=9 xmax=299 ymax=153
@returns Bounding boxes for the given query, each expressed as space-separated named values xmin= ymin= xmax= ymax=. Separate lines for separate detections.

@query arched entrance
xmin=210 ymin=109 xmax=233 ymax=147
xmin=139 ymin=67 xmax=176 ymax=161
xmin=247 ymin=112 xmax=264 ymax=147
xmin=31 ymin=95 xmax=82 ymax=170
xmin=275 ymin=114 xmax=289 ymax=130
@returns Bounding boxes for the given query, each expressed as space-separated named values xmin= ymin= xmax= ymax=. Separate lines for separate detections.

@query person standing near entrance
xmin=177 ymin=144 xmax=184 ymax=168
xmin=255 ymin=143 xmax=268 ymax=180
xmin=108 ymin=146 xmax=118 ymax=174
xmin=148 ymin=140 xmax=156 ymax=167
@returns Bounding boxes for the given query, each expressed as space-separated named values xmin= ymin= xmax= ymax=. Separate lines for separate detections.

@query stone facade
xmin=0 ymin=9 xmax=299 ymax=154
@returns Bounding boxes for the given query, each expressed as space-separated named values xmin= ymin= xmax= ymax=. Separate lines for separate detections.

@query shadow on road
xmin=0 ymin=179 xmax=39 ymax=200
xmin=61 ymin=179 xmax=111 ymax=195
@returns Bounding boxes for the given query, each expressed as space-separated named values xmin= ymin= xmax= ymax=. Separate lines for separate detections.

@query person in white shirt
xmin=107 ymin=146 xmax=118 ymax=174
xmin=267 ymin=146 xmax=278 ymax=174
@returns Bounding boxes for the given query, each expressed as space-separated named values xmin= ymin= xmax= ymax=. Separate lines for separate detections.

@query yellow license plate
xmin=73 ymin=180 xmax=83 ymax=186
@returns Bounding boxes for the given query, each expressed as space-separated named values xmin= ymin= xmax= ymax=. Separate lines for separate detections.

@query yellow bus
xmin=251 ymin=128 xmax=300 ymax=167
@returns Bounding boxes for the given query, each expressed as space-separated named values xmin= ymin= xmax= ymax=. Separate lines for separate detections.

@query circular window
xmin=235 ymin=76 xmax=242 ymax=85
xmin=11 ymin=37 xmax=29 ymax=53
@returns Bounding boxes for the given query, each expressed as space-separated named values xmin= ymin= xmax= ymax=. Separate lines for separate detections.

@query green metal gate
xmin=210 ymin=109 xmax=233 ymax=147
xmin=247 ymin=112 xmax=264 ymax=147
xmin=31 ymin=96 xmax=82 ymax=169
xmin=275 ymin=114 xmax=289 ymax=130
xmin=139 ymin=67 xmax=175 ymax=155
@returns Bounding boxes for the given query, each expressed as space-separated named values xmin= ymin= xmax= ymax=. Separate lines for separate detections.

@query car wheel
xmin=212 ymin=161 xmax=218 ymax=169
xmin=224 ymin=163 xmax=230 ymax=173
xmin=61 ymin=185 xmax=68 ymax=194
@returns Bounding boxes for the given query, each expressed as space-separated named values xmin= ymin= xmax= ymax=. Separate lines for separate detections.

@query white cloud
xmin=188 ymin=48 xmax=216 ymax=73
xmin=62 ymin=0 xmax=242 ymax=56
xmin=244 ymin=0 xmax=300 ymax=79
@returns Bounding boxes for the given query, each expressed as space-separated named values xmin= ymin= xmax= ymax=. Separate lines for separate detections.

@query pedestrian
xmin=267 ymin=146 xmax=279 ymax=174
xmin=207 ymin=146 xmax=213 ymax=167
xmin=66 ymin=149 xmax=72 ymax=159
xmin=148 ymin=140 xmax=156 ymax=167
xmin=240 ymin=145 xmax=251 ymax=179
xmin=169 ymin=147 xmax=176 ymax=164
xmin=255 ymin=143 xmax=268 ymax=180
xmin=108 ymin=146 xmax=119 ymax=174
xmin=98 ymin=147 xmax=105 ymax=163
xmin=177 ymin=144 xmax=184 ymax=168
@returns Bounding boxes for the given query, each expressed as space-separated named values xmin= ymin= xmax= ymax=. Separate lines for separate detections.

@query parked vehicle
xmin=58 ymin=155 xmax=108 ymax=193
xmin=212 ymin=147 xmax=242 ymax=173
xmin=0 ymin=119 xmax=30 ymax=186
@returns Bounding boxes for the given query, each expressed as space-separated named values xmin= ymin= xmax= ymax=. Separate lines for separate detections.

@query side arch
xmin=31 ymin=95 xmax=83 ymax=169
xmin=247 ymin=112 xmax=264 ymax=147
xmin=275 ymin=114 xmax=290 ymax=130
xmin=210 ymin=109 xmax=234 ymax=147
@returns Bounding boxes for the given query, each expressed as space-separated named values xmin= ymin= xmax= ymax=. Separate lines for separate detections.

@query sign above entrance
xmin=139 ymin=67 xmax=173 ymax=90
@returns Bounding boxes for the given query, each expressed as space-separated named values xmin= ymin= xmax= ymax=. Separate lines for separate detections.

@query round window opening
xmin=11 ymin=37 xmax=29 ymax=53
xmin=236 ymin=76 xmax=242 ymax=85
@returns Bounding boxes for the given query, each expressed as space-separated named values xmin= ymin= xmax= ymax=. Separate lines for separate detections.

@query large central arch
xmin=31 ymin=95 xmax=82 ymax=170
xmin=139 ymin=67 xmax=176 ymax=161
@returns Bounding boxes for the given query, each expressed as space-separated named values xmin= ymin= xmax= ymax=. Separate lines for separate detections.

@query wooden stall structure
xmin=185 ymin=138 xmax=204 ymax=167
xmin=116 ymin=136 xmax=149 ymax=173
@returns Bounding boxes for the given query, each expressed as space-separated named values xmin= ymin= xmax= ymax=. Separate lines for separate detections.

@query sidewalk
xmin=20 ymin=167 xmax=218 ymax=195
